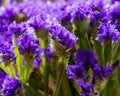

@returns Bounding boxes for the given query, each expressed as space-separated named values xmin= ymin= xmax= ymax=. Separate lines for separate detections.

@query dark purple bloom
xmin=0 ymin=36 xmax=16 ymax=64
xmin=76 ymin=80 xmax=94 ymax=92
xmin=0 ymin=72 xmax=6 ymax=89
xmin=80 ymin=92 xmax=92 ymax=96
xmin=74 ymin=50 xmax=86 ymax=64
xmin=112 ymin=61 xmax=119 ymax=70
xmin=96 ymin=22 xmax=120 ymax=43
xmin=92 ymin=65 xmax=103 ymax=83
xmin=71 ymin=4 xmax=91 ymax=23
xmin=74 ymin=49 xmax=98 ymax=70
xmin=111 ymin=0 xmax=120 ymax=3
xmin=49 ymin=24 xmax=77 ymax=48
xmin=66 ymin=64 xmax=85 ymax=79
xmin=0 ymin=3 xmax=20 ymax=20
xmin=8 ymin=21 xmax=27 ymax=36
xmin=28 ymin=14 xmax=52 ymax=30
xmin=103 ymin=63 xmax=113 ymax=77
xmin=109 ymin=2 xmax=120 ymax=21
xmin=17 ymin=34 xmax=43 ymax=67
xmin=1 ymin=75 xmax=21 ymax=96
xmin=44 ymin=46 xmax=54 ymax=62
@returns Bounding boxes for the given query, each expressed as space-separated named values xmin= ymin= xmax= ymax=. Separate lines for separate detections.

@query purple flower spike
xmin=76 ymin=80 xmax=94 ymax=92
xmin=66 ymin=64 xmax=84 ymax=79
xmin=49 ymin=24 xmax=77 ymax=48
xmin=1 ymin=75 xmax=21 ymax=96
xmin=96 ymin=22 xmax=120 ymax=43
xmin=0 ymin=72 xmax=6 ymax=89
xmin=103 ymin=63 xmax=113 ymax=77
xmin=17 ymin=34 xmax=43 ymax=67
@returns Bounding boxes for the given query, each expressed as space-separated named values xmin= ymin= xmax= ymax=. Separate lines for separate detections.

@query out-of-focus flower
xmin=1 ymin=75 xmax=21 ymax=96
xmin=96 ymin=22 xmax=120 ymax=43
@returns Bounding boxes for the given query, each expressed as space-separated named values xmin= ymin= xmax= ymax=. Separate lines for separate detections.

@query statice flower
xmin=96 ymin=22 xmax=120 ymax=43
xmin=109 ymin=2 xmax=120 ymax=21
xmin=71 ymin=4 xmax=91 ymax=23
xmin=0 ymin=36 xmax=16 ymax=65
xmin=66 ymin=64 xmax=84 ymax=79
xmin=1 ymin=75 xmax=21 ymax=96
xmin=28 ymin=14 xmax=53 ymax=30
xmin=76 ymin=79 xmax=93 ymax=94
xmin=0 ymin=3 xmax=20 ymax=20
xmin=21 ymin=1 xmax=42 ymax=18
xmin=17 ymin=34 xmax=43 ymax=67
xmin=49 ymin=24 xmax=77 ymax=48
xmin=103 ymin=63 xmax=113 ymax=77
xmin=111 ymin=0 xmax=120 ymax=3
xmin=0 ymin=71 xmax=6 ymax=89
xmin=74 ymin=49 xmax=98 ymax=70
xmin=44 ymin=46 xmax=54 ymax=62
xmin=8 ymin=21 xmax=27 ymax=37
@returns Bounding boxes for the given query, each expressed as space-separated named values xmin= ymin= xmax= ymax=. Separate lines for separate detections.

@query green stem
xmin=53 ymin=56 xmax=65 ymax=96
xmin=53 ymin=54 xmax=71 ymax=96
xmin=62 ymin=74 xmax=72 ymax=96
xmin=42 ymin=56 xmax=49 ymax=96
xmin=40 ymin=40 xmax=49 ymax=96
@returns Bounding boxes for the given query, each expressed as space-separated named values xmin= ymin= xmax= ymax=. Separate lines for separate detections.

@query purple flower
xmin=28 ymin=14 xmax=52 ymax=30
xmin=92 ymin=65 xmax=103 ymax=83
xmin=0 ymin=3 xmax=20 ymax=20
xmin=0 ymin=72 xmax=6 ymax=89
xmin=66 ymin=64 xmax=85 ymax=79
xmin=109 ymin=2 xmax=120 ymax=21
xmin=74 ymin=49 xmax=98 ymax=70
xmin=49 ymin=24 xmax=77 ymax=48
xmin=0 ymin=36 xmax=16 ymax=64
xmin=103 ymin=63 xmax=113 ymax=77
xmin=1 ymin=75 xmax=21 ymax=96
xmin=44 ymin=46 xmax=54 ymax=62
xmin=96 ymin=22 xmax=120 ymax=43
xmin=80 ymin=92 xmax=92 ymax=96
xmin=76 ymin=80 xmax=94 ymax=92
xmin=17 ymin=34 xmax=43 ymax=67
xmin=112 ymin=61 xmax=119 ymax=70
xmin=74 ymin=50 xmax=87 ymax=64
xmin=8 ymin=21 xmax=27 ymax=37
xmin=71 ymin=4 xmax=91 ymax=23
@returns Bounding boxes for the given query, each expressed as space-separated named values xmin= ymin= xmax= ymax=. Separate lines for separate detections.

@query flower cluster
xmin=0 ymin=71 xmax=21 ymax=96
xmin=0 ymin=0 xmax=120 ymax=96
xmin=66 ymin=49 xmax=113 ymax=95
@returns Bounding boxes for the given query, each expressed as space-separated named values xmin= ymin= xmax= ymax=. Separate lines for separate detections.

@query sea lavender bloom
xmin=49 ymin=24 xmax=77 ymax=48
xmin=71 ymin=4 xmax=91 ymax=23
xmin=28 ymin=14 xmax=52 ymax=30
xmin=111 ymin=0 xmax=120 ymax=3
xmin=109 ymin=2 xmax=120 ymax=21
xmin=0 ymin=71 xmax=6 ymax=89
xmin=76 ymin=79 xmax=94 ymax=93
xmin=74 ymin=49 xmax=98 ymax=70
xmin=17 ymin=34 xmax=43 ymax=67
xmin=8 ymin=21 xmax=27 ymax=37
xmin=0 ymin=36 xmax=16 ymax=64
xmin=0 ymin=3 xmax=20 ymax=20
xmin=80 ymin=92 xmax=92 ymax=96
xmin=44 ymin=46 xmax=54 ymax=62
xmin=66 ymin=64 xmax=84 ymax=79
xmin=103 ymin=63 xmax=113 ymax=77
xmin=96 ymin=22 xmax=120 ymax=43
xmin=1 ymin=75 xmax=21 ymax=96
xmin=93 ymin=65 xmax=103 ymax=81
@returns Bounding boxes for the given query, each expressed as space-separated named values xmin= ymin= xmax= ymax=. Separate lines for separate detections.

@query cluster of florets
xmin=66 ymin=49 xmax=115 ymax=95
xmin=0 ymin=0 xmax=120 ymax=96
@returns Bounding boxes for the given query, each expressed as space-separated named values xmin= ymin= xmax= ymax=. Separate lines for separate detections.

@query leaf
xmin=15 ymin=46 xmax=23 ymax=79
xmin=93 ymin=40 xmax=105 ymax=65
